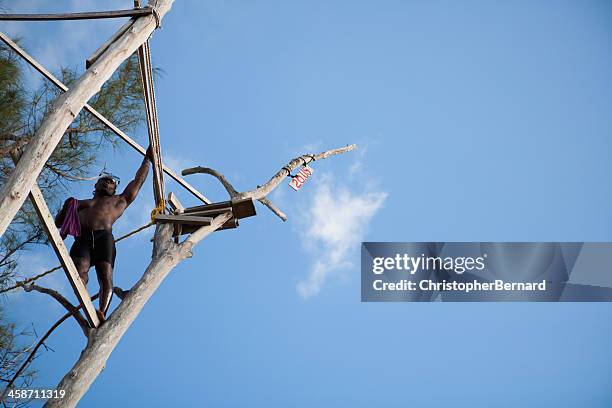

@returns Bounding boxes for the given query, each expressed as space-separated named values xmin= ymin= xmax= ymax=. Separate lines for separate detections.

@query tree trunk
xmin=44 ymin=214 xmax=230 ymax=408
xmin=0 ymin=0 xmax=175 ymax=238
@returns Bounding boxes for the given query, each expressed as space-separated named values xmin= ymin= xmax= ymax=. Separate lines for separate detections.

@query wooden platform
xmin=158 ymin=195 xmax=256 ymax=239
xmin=183 ymin=198 xmax=256 ymax=220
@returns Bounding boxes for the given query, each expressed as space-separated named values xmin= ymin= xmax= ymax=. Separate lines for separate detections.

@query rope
xmin=146 ymin=5 xmax=161 ymax=29
xmin=0 ymin=266 xmax=62 ymax=295
xmin=114 ymin=221 xmax=153 ymax=242
xmin=144 ymin=41 xmax=165 ymax=203
xmin=136 ymin=38 xmax=165 ymax=216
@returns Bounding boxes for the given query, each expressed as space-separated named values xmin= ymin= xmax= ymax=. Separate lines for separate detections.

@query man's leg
xmin=72 ymin=257 xmax=90 ymax=286
xmin=95 ymin=261 xmax=113 ymax=318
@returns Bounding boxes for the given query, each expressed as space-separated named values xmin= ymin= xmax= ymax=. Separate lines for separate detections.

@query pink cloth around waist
xmin=60 ymin=198 xmax=81 ymax=239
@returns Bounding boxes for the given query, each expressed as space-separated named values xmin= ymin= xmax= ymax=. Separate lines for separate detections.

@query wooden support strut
xmin=163 ymin=193 xmax=249 ymax=236
xmin=86 ymin=18 xmax=136 ymax=68
xmin=184 ymin=198 xmax=257 ymax=220
xmin=154 ymin=214 xmax=213 ymax=225
xmin=0 ymin=8 xmax=152 ymax=21
xmin=167 ymin=192 xmax=184 ymax=242
xmin=0 ymin=32 xmax=211 ymax=205
xmin=167 ymin=192 xmax=184 ymax=214
xmin=11 ymin=154 xmax=99 ymax=328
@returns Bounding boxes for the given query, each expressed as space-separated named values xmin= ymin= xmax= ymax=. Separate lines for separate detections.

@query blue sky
xmin=3 ymin=0 xmax=612 ymax=406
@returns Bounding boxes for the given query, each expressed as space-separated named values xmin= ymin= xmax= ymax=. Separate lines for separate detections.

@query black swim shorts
xmin=70 ymin=229 xmax=117 ymax=267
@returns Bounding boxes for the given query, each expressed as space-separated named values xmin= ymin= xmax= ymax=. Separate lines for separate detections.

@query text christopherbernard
xmin=372 ymin=279 xmax=547 ymax=293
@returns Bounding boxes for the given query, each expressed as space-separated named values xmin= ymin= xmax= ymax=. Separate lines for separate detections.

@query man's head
xmin=94 ymin=176 xmax=118 ymax=196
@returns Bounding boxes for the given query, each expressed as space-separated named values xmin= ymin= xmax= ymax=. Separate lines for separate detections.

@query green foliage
xmin=0 ymin=310 xmax=35 ymax=396
xmin=0 ymin=44 xmax=26 ymax=140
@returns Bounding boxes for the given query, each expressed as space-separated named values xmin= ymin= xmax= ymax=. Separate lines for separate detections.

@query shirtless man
xmin=55 ymin=147 xmax=152 ymax=321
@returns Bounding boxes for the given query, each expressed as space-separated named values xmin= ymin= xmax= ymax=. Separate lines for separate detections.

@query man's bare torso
xmin=77 ymin=195 xmax=128 ymax=232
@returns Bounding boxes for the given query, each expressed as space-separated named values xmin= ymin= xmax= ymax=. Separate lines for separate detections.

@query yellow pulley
xmin=150 ymin=199 xmax=166 ymax=222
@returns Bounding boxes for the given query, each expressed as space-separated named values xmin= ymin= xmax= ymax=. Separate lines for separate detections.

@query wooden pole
xmin=10 ymin=154 xmax=99 ymax=328
xmin=27 ymin=187 xmax=100 ymax=328
xmin=0 ymin=8 xmax=152 ymax=21
xmin=0 ymin=31 xmax=210 ymax=206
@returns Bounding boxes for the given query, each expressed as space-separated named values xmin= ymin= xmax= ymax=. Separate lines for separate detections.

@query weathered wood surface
xmin=167 ymin=192 xmax=184 ymax=214
xmin=86 ymin=18 xmax=135 ymax=68
xmin=0 ymin=31 xmax=210 ymax=206
xmin=154 ymin=214 xmax=213 ymax=225
xmin=10 ymin=153 xmax=99 ymax=327
xmin=27 ymin=186 xmax=100 ymax=328
xmin=0 ymin=0 xmax=177 ymax=238
xmin=0 ymin=8 xmax=152 ymax=21
xmin=184 ymin=198 xmax=256 ymax=219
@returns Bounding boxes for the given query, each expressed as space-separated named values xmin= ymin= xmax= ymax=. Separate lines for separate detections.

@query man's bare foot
xmin=96 ymin=309 xmax=106 ymax=323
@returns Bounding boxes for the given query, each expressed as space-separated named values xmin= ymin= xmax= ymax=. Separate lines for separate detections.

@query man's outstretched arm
xmin=121 ymin=146 xmax=152 ymax=206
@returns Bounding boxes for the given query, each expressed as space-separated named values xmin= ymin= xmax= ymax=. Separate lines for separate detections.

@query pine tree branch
xmin=23 ymin=284 xmax=89 ymax=335
xmin=0 ymin=138 xmax=28 ymax=156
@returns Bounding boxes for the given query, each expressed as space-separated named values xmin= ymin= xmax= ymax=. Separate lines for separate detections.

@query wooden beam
xmin=183 ymin=207 xmax=232 ymax=218
xmin=168 ymin=193 xmax=184 ymax=243
xmin=184 ymin=200 xmax=233 ymax=214
xmin=231 ymin=198 xmax=256 ymax=219
xmin=10 ymin=154 xmax=99 ymax=328
xmin=179 ymin=218 xmax=239 ymax=235
xmin=0 ymin=8 xmax=152 ymax=21
xmin=0 ymin=31 xmax=211 ymax=205
xmin=154 ymin=214 xmax=213 ymax=225
xmin=86 ymin=18 xmax=136 ymax=68
xmin=167 ymin=192 xmax=184 ymax=214
xmin=28 ymin=187 xmax=100 ymax=328
xmin=184 ymin=198 xmax=256 ymax=219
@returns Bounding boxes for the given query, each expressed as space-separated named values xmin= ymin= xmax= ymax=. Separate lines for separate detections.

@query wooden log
xmin=167 ymin=192 xmax=184 ymax=214
xmin=0 ymin=32 xmax=209 ymax=205
xmin=184 ymin=198 xmax=256 ymax=219
xmin=184 ymin=200 xmax=233 ymax=213
xmin=183 ymin=207 xmax=232 ymax=218
xmin=0 ymin=8 xmax=152 ymax=21
xmin=10 ymin=153 xmax=99 ymax=328
xmin=28 ymin=187 xmax=100 ymax=328
xmin=154 ymin=214 xmax=213 ymax=225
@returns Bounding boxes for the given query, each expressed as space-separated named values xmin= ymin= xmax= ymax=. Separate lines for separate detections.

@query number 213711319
xmin=288 ymin=166 xmax=314 ymax=191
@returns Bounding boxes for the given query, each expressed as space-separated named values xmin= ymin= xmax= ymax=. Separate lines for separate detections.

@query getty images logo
xmin=372 ymin=253 xmax=487 ymax=275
